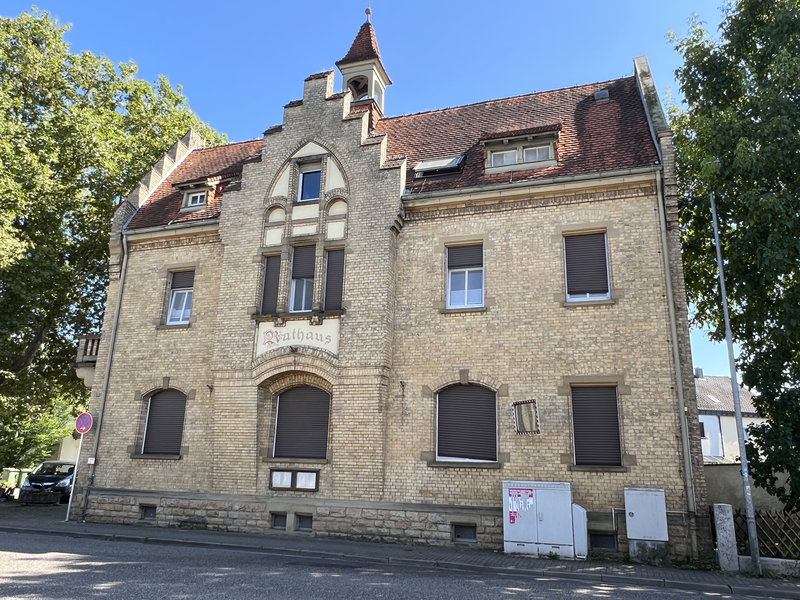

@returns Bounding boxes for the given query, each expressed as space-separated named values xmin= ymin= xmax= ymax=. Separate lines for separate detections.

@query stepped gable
xmin=374 ymin=77 xmax=660 ymax=195
xmin=126 ymin=140 xmax=262 ymax=230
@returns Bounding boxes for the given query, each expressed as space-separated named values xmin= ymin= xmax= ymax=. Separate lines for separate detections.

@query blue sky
xmin=3 ymin=0 xmax=735 ymax=375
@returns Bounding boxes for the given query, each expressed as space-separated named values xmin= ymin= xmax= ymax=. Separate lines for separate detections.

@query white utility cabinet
xmin=624 ymin=487 xmax=668 ymax=541
xmin=503 ymin=480 xmax=587 ymax=559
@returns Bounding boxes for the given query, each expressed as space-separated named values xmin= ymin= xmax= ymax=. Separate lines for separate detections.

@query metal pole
xmin=64 ymin=433 xmax=84 ymax=522
xmin=710 ymin=192 xmax=761 ymax=575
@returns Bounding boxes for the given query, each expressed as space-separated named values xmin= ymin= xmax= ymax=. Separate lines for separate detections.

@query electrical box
xmin=624 ymin=487 xmax=668 ymax=542
xmin=503 ymin=480 xmax=586 ymax=559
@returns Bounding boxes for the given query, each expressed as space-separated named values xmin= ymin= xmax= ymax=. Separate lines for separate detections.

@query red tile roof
xmin=375 ymin=77 xmax=660 ymax=195
xmin=126 ymin=77 xmax=660 ymax=230
xmin=125 ymin=140 xmax=262 ymax=230
xmin=337 ymin=21 xmax=383 ymax=66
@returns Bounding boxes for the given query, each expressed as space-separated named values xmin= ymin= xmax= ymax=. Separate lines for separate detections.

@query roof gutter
xmin=123 ymin=218 xmax=220 ymax=239
xmin=403 ymin=165 xmax=660 ymax=205
xmin=656 ymin=169 xmax=696 ymax=513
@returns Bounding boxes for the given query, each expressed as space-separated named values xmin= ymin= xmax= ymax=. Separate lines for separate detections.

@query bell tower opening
xmin=347 ymin=76 xmax=369 ymax=101
xmin=336 ymin=8 xmax=392 ymax=113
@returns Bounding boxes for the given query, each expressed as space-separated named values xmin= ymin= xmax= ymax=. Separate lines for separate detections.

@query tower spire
xmin=336 ymin=11 xmax=392 ymax=113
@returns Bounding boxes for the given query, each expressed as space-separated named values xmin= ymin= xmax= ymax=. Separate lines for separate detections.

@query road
xmin=1 ymin=532 xmax=732 ymax=599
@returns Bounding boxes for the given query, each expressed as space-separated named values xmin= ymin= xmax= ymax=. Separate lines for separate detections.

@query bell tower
xmin=336 ymin=8 xmax=392 ymax=113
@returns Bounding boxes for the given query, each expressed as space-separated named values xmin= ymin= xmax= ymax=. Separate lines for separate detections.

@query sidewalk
xmin=0 ymin=501 xmax=797 ymax=598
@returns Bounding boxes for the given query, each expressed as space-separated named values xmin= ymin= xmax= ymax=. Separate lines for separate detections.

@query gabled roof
xmin=695 ymin=375 xmax=759 ymax=416
xmin=125 ymin=140 xmax=261 ymax=231
xmin=337 ymin=21 xmax=383 ymax=66
xmin=375 ymin=77 xmax=660 ymax=195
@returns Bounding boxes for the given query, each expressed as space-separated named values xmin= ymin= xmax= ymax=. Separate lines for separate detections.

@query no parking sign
xmin=75 ymin=412 xmax=92 ymax=434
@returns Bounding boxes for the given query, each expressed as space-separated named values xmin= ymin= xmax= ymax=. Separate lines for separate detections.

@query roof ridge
xmin=193 ymin=138 xmax=261 ymax=152
xmin=380 ymin=76 xmax=635 ymax=122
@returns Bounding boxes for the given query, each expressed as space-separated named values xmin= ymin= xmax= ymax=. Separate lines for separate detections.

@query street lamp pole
xmin=709 ymin=191 xmax=761 ymax=575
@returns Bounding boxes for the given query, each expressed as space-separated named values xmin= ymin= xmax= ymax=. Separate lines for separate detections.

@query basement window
xmin=296 ymin=514 xmax=313 ymax=531
xmin=453 ymin=524 xmax=477 ymax=542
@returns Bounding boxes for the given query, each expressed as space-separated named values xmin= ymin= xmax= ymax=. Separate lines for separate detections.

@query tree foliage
xmin=0 ymin=10 xmax=225 ymax=468
xmin=670 ymin=0 xmax=800 ymax=508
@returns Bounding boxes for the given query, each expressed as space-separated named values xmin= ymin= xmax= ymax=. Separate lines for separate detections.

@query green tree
xmin=670 ymin=0 xmax=800 ymax=508
xmin=0 ymin=9 xmax=225 ymax=468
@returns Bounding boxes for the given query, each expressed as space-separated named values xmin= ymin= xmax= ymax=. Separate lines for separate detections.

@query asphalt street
xmin=0 ymin=532 xmax=736 ymax=600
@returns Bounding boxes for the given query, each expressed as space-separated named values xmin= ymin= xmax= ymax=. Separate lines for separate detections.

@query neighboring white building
xmin=695 ymin=369 xmax=765 ymax=464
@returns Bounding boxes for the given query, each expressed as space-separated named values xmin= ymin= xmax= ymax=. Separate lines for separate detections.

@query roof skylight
xmin=413 ymin=154 xmax=464 ymax=177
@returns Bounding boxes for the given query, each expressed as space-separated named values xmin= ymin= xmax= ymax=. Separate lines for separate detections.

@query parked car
xmin=21 ymin=461 xmax=75 ymax=502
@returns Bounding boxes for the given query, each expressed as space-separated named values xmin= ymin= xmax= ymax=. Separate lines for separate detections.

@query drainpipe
xmin=79 ymin=233 xmax=129 ymax=522
xmin=656 ymin=170 xmax=696 ymax=514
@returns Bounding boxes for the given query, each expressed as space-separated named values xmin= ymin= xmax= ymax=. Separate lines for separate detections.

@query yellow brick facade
xmin=71 ymin=67 xmax=709 ymax=559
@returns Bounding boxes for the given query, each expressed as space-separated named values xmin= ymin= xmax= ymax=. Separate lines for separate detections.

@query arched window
xmin=273 ymin=386 xmax=330 ymax=459
xmin=436 ymin=384 xmax=497 ymax=462
xmin=142 ymin=389 xmax=187 ymax=456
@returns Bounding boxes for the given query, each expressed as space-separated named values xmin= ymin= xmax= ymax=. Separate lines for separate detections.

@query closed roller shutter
xmin=292 ymin=246 xmax=316 ymax=279
xmin=437 ymin=384 xmax=497 ymax=461
xmin=564 ymin=233 xmax=609 ymax=296
xmin=261 ymin=255 xmax=281 ymax=314
xmin=171 ymin=271 xmax=195 ymax=289
xmin=447 ymin=245 xmax=483 ymax=269
xmin=274 ymin=386 xmax=330 ymax=459
xmin=324 ymin=249 xmax=344 ymax=311
xmin=571 ymin=386 xmax=621 ymax=466
xmin=143 ymin=390 xmax=187 ymax=455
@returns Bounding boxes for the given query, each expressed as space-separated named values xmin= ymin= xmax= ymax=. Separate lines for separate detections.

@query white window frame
xmin=289 ymin=278 xmax=314 ymax=313
xmin=297 ymin=163 xmax=322 ymax=202
xmin=141 ymin=397 xmax=153 ymax=454
xmin=563 ymin=233 xmax=611 ymax=302
xmin=523 ymin=143 xmax=552 ymax=163
xmin=490 ymin=149 xmax=517 ymax=167
xmin=446 ymin=267 xmax=484 ymax=309
xmin=186 ymin=191 xmax=206 ymax=207
xmin=166 ymin=288 xmax=193 ymax=325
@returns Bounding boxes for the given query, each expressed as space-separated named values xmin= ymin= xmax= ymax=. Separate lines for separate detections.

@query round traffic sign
xmin=75 ymin=412 xmax=93 ymax=434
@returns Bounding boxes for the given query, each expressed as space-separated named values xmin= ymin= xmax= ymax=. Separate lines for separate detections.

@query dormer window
xmin=298 ymin=163 xmax=322 ymax=202
xmin=523 ymin=144 xmax=552 ymax=163
xmin=490 ymin=150 xmax=517 ymax=167
xmin=482 ymin=126 xmax=560 ymax=175
xmin=186 ymin=191 xmax=206 ymax=207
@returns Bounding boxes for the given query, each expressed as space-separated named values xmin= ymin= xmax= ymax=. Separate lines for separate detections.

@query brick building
xmin=72 ymin=16 xmax=709 ymax=559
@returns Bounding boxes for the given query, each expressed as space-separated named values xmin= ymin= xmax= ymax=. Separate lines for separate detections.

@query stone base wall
xmin=76 ymin=490 xmax=706 ymax=559
xmin=77 ymin=491 xmax=504 ymax=550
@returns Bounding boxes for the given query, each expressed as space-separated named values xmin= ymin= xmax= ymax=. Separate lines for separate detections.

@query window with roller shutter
xmin=571 ymin=386 xmax=622 ymax=466
xmin=273 ymin=386 xmax=330 ymax=459
xmin=261 ymin=255 xmax=281 ymax=314
xmin=142 ymin=389 xmax=187 ymax=456
xmin=324 ymin=249 xmax=344 ymax=311
xmin=563 ymin=232 xmax=610 ymax=301
xmin=446 ymin=244 xmax=484 ymax=309
xmin=436 ymin=384 xmax=497 ymax=462
xmin=290 ymin=246 xmax=315 ymax=313
xmin=166 ymin=270 xmax=194 ymax=325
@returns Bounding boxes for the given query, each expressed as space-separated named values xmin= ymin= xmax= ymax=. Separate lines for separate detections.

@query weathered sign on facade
xmin=257 ymin=319 xmax=340 ymax=356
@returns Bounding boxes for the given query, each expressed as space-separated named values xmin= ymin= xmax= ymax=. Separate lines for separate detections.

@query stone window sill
xmin=263 ymin=457 xmax=329 ymax=464
xmin=156 ymin=324 xmax=191 ymax=330
xmin=130 ymin=453 xmax=182 ymax=460
xmin=562 ymin=299 xmax=616 ymax=308
xmin=438 ymin=307 xmax=487 ymax=315
xmin=568 ymin=465 xmax=627 ymax=473
xmin=428 ymin=460 xmax=501 ymax=469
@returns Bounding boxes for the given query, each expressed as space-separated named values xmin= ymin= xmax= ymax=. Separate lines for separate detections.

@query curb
xmin=1 ymin=525 xmax=798 ymax=598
